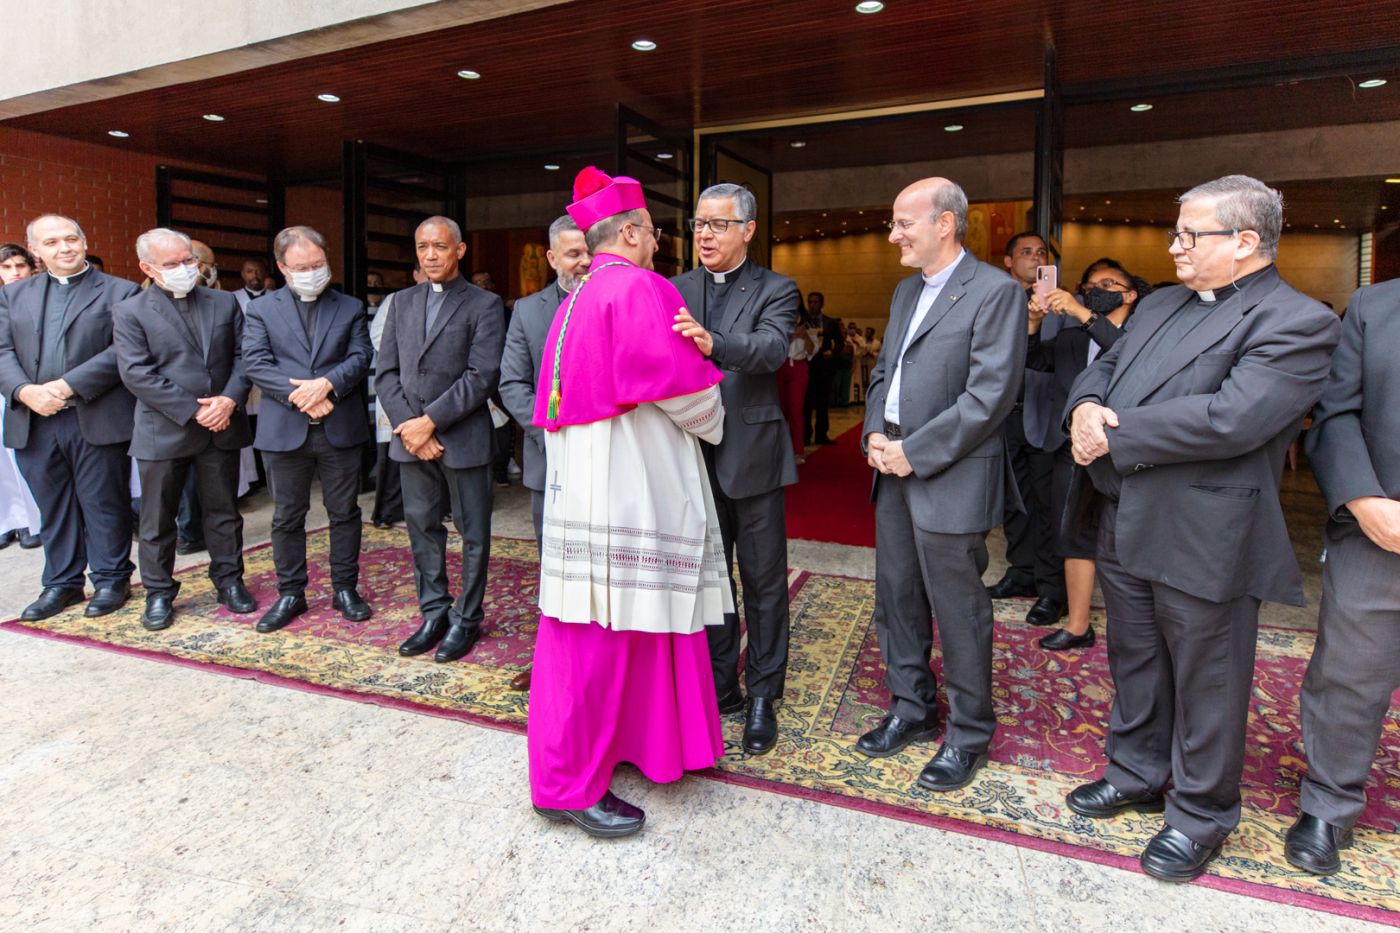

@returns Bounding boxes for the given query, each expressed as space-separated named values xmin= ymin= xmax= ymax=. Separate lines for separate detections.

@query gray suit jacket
xmin=498 ymin=282 xmax=564 ymax=492
xmin=113 ymin=285 xmax=252 ymax=460
xmin=1064 ymin=265 xmax=1340 ymax=605
xmin=374 ymin=276 xmax=504 ymax=469
xmin=671 ymin=260 xmax=800 ymax=499
xmin=1305 ymin=278 xmax=1400 ymax=534
xmin=0 ymin=269 xmax=141 ymax=449
xmin=863 ymin=251 xmax=1027 ymax=534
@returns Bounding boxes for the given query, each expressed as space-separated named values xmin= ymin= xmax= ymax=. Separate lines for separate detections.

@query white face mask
xmin=156 ymin=262 xmax=201 ymax=298
xmin=202 ymin=264 xmax=219 ymax=287
xmin=289 ymin=265 xmax=331 ymax=300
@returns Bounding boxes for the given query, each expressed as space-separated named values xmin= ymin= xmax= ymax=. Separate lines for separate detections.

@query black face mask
xmin=1082 ymin=286 xmax=1126 ymax=315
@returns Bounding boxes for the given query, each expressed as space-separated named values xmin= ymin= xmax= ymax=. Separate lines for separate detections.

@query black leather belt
xmin=884 ymin=421 xmax=902 ymax=438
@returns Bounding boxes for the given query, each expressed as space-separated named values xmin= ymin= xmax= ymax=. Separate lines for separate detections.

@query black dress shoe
xmin=216 ymin=581 xmax=257 ymax=614
xmin=716 ymin=688 xmax=746 ymax=715
xmin=399 ymin=615 xmax=449 ymax=657
xmin=175 ymin=539 xmax=206 ymax=556
xmin=141 ymin=594 xmax=176 ymax=631
xmin=985 ymin=575 xmax=1037 ymax=599
xmin=84 ymin=582 xmax=131 ymax=617
xmin=20 ymin=586 xmax=85 ymax=621
xmin=1039 ymin=627 xmax=1095 ymax=651
xmin=0 ymin=529 xmax=16 ymax=549
xmin=1140 ymin=825 xmax=1220 ymax=882
xmin=1025 ymin=596 xmax=1067 ymax=626
xmin=743 ymin=697 xmax=779 ymax=755
xmin=256 ymin=593 xmax=308 ymax=633
xmin=1284 ymin=813 xmax=1353 ymax=876
xmin=917 ymin=744 xmax=988 ymax=792
xmin=434 ymin=622 xmax=480 ymax=663
xmin=816 ymin=437 xmax=837 ymax=446
xmin=18 ymin=530 xmax=41 ymax=549
xmin=332 ymin=588 xmax=372 ymax=622
xmin=856 ymin=714 xmax=940 ymax=758
xmin=534 ymin=790 xmax=645 ymax=838
xmin=1066 ymin=778 xmax=1165 ymax=818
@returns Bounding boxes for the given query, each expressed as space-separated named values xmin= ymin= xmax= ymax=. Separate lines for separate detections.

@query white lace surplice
xmin=538 ymin=385 xmax=732 ymax=635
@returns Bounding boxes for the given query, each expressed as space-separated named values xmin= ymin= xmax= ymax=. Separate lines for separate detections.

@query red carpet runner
xmin=785 ymin=423 xmax=875 ymax=547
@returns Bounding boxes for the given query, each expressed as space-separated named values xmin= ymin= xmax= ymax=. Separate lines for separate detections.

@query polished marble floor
xmin=0 ymin=430 xmax=1370 ymax=931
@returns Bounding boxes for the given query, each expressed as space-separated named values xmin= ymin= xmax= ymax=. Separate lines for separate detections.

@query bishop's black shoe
xmin=742 ymin=697 xmax=779 ymax=755
xmin=916 ymin=744 xmax=988 ymax=792
xmin=20 ymin=586 xmax=85 ymax=621
xmin=855 ymin=713 xmax=940 ymax=758
xmin=1284 ymin=813 xmax=1352 ymax=876
xmin=1066 ymin=778 xmax=1166 ymax=818
xmin=399 ymin=614 xmax=449 ymax=657
xmin=534 ymin=790 xmax=645 ymax=838
xmin=84 ymin=582 xmax=131 ymax=617
xmin=256 ymin=593 xmax=308 ymax=633
xmin=1139 ymin=825 xmax=1221 ymax=882
xmin=434 ymin=622 xmax=480 ymax=662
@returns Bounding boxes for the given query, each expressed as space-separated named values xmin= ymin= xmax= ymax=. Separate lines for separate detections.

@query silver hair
xmin=1177 ymin=175 xmax=1283 ymax=260
xmin=698 ymin=183 xmax=757 ymax=225
xmin=135 ymin=227 xmax=193 ymax=264
xmin=273 ymin=225 xmax=328 ymax=263
xmin=547 ymin=214 xmax=580 ymax=248
xmin=931 ymin=181 xmax=969 ymax=241
xmin=584 ymin=209 xmax=645 ymax=254
xmin=26 ymin=214 xmax=87 ymax=247
xmin=415 ymin=215 xmax=463 ymax=244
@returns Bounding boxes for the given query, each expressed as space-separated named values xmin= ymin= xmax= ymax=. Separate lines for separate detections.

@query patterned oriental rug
xmin=4 ymin=527 xmax=1398 ymax=926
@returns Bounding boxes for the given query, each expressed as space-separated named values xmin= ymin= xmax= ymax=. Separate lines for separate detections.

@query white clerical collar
xmin=48 ymin=263 xmax=91 ymax=285
xmin=709 ymin=258 xmax=746 ymax=284
xmin=921 ymin=249 xmax=964 ymax=289
xmin=246 ymin=287 xmax=265 ymax=298
xmin=431 ymin=282 xmax=444 ymax=293
xmin=1197 ymin=289 xmax=1217 ymax=302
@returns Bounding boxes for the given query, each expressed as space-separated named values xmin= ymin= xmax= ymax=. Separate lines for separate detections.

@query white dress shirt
xmin=884 ymin=249 xmax=964 ymax=425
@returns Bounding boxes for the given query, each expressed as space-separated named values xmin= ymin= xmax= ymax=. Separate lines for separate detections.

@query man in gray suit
xmin=1063 ymin=175 xmax=1340 ymax=882
xmin=672 ymin=183 xmax=800 ymax=755
xmin=498 ymin=214 xmax=590 ymax=692
xmin=1289 ymin=279 xmax=1400 ymax=876
xmin=113 ymin=228 xmax=256 ymax=630
xmin=857 ymin=177 xmax=1025 ymax=790
xmin=376 ymin=216 xmax=504 ymax=663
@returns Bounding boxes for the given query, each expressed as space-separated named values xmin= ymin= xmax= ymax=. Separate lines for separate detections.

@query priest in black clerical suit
xmin=113 ymin=228 xmax=255 ymax=631
xmin=671 ymin=183 xmax=800 ymax=755
xmin=1062 ymin=176 xmax=1340 ymax=882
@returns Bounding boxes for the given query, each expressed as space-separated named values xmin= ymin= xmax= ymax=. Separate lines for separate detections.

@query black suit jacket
xmin=242 ymin=287 xmax=373 ymax=452
xmin=1063 ymin=265 xmax=1340 ymax=605
xmin=0 ymin=268 xmax=141 ymax=449
xmin=375 ymin=276 xmax=504 ymax=468
xmin=113 ymin=285 xmax=252 ymax=460
xmin=1025 ymin=315 xmax=1126 ymax=452
xmin=672 ymin=260 xmax=800 ymax=498
xmin=1305 ymin=278 xmax=1400 ymax=533
xmin=498 ymin=282 xmax=564 ymax=492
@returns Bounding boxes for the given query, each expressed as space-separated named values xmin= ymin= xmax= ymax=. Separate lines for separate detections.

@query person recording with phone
xmin=1026 ymin=258 xmax=1147 ymax=651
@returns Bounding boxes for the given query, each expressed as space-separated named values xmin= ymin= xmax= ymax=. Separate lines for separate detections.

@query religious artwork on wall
xmin=964 ymin=200 xmax=1033 ymax=264
xmin=519 ymin=242 xmax=548 ymax=295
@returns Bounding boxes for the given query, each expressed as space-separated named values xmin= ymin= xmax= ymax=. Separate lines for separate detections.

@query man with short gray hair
xmin=671 ymin=182 xmax=800 ymax=754
xmin=1062 ymin=175 xmax=1340 ymax=881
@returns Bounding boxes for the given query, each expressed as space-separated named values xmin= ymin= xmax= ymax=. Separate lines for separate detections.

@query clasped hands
xmin=1069 ymin=401 xmax=1118 ymax=465
xmin=672 ymin=307 xmax=713 ymax=357
xmin=289 ymin=376 xmax=335 ymax=420
xmin=18 ymin=379 xmax=73 ymax=416
xmin=865 ymin=432 xmax=913 ymax=477
xmin=195 ymin=395 xmax=236 ymax=432
xmin=395 ymin=413 xmax=443 ymax=461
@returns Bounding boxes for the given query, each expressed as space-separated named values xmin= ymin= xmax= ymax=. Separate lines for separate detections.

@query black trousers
xmin=1299 ymin=524 xmax=1400 ymax=829
xmin=706 ymin=468 xmax=790 ymax=699
xmin=400 ymin=458 xmax=491 ymax=629
xmin=176 ymin=468 xmax=203 ymax=545
xmin=372 ymin=442 xmax=403 ymax=524
xmin=262 ymin=426 xmax=362 ymax=595
xmin=15 ymin=409 xmax=133 ymax=590
xmin=136 ymin=446 xmax=243 ymax=596
xmin=1096 ymin=501 xmax=1260 ymax=848
xmin=530 ymin=488 xmax=544 ymax=550
xmin=1001 ymin=408 xmax=1064 ymax=601
xmin=804 ymin=363 xmax=834 ymax=443
xmin=873 ymin=472 xmax=996 ymax=752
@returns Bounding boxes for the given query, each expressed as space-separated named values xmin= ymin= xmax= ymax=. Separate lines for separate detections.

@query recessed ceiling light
xmin=1359 ymin=78 xmax=1388 ymax=89
xmin=1340 ymin=224 xmax=1347 ymax=229
xmin=1333 ymin=218 xmax=1341 ymax=223
xmin=544 ymin=164 xmax=560 ymax=171
xmin=1130 ymin=103 xmax=1154 ymax=112
xmin=822 ymin=212 xmax=828 ymax=217
xmin=317 ymin=93 xmax=340 ymax=103
xmin=1383 ymin=205 xmax=1390 ymax=210
xmin=1105 ymin=199 xmax=1112 ymax=205
xmin=255 ymin=198 xmax=268 ymax=204
xmin=790 ymin=140 xmax=807 ymax=148
xmin=784 ymin=220 xmax=790 ymax=224
xmin=202 ymin=114 xmax=225 ymax=122
xmin=631 ymin=39 xmax=657 ymax=52
xmin=944 ymin=124 xmax=964 ymax=132
xmin=857 ymin=210 xmax=864 ymax=214
xmin=656 ymin=152 xmax=673 ymax=160
xmin=855 ymin=1 xmax=885 ymax=13
xmin=1386 ymin=178 xmax=1400 ymax=184
xmin=1079 ymin=205 xmax=1086 ymax=211
xmin=457 ymin=70 xmax=481 ymax=80
xmin=107 ymin=130 xmax=129 ymax=138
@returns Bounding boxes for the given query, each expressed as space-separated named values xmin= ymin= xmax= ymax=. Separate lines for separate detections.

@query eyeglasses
xmin=284 ymin=261 xmax=328 ymax=274
xmin=1084 ymin=279 xmax=1131 ymax=292
xmin=633 ymin=224 xmax=665 ymax=241
xmin=689 ymin=217 xmax=745 ymax=234
xmin=1166 ymin=228 xmax=1238 ymax=249
xmin=154 ymin=257 xmax=199 ymax=270
xmin=884 ymin=219 xmax=920 ymax=232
